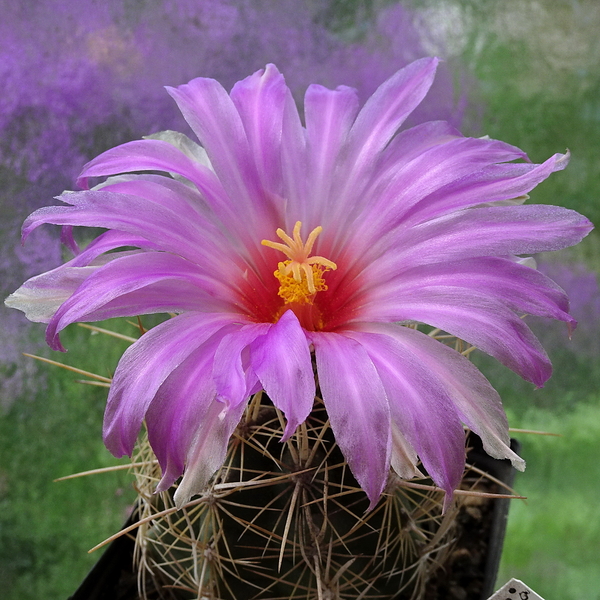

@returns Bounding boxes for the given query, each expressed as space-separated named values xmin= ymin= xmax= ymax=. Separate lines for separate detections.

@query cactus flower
xmin=6 ymin=58 xmax=593 ymax=510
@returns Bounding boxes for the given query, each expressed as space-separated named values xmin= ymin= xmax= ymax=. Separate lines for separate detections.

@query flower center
xmin=261 ymin=221 xmax=337 ymax=305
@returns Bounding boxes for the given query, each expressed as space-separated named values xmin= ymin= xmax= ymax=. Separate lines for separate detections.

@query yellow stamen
xmin=262 ymin=221 xmax=337 ymax=304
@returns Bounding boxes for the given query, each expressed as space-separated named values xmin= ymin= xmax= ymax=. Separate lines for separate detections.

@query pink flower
xmin=6 ymin=59 xmax=593 ymax=509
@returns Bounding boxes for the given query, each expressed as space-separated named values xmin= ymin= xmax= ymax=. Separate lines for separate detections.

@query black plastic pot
xmin=68 ymin=509 xmax=139 ymax=600
xmin=478 ymin=438 xmax=521 ymax=599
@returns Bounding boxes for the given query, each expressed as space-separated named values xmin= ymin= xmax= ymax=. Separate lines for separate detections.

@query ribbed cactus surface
xmin=132 ymin=391 xmax=470 ymax=600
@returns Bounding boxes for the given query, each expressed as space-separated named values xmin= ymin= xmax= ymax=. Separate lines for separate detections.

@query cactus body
xmin=133 ymin=391 xmax=465 ymax=600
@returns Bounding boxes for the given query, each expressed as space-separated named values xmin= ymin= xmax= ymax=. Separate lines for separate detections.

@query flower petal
xmin=230 ymin=64 xmax=288 ymax=197
xmin=353 ymin=322 xmax=524 ymax=471
xmin=402 ymin=151 xmax=570 ymax=226
xmin=304 ymin=83 xmax=359 ymax=228
xmin=346 ymin=57 xmax=439 ymax=177
xmin=144 ymin=328 xmax=249 ymax=507
xmin=103 ymin=312 xmax=240 ymax=457
xmin=312 ymin=332 xmax=391 ymax=509
xmin=364 ymin=257 xmax=573 ymax=324
xmin=67 ymin=229 xmax=163 ymax=267
xmin=5 ymin=264 xmax=101 ymax=323
xmin=346 ymin=328 xmax=466 ymax=510
xmin=280 ymin=85 xmax=309 ymax=226
xmin=250 ymin=310 xmax=314 ymax=440
xmin=370 ymin=204 xmax=593 ymax=278
xmin=76 ymin=139 xmax=240 ymax=236
xmin=45 ymin=252 xmax=236 ymax=350
xmin=389 ymin=421 xmax=421 ymax=480
xmin=212 ymin=323 xmax=272 ymax=407
xmin=378 ymin=120 xmax=462 ymax=172
xmin=173 ymin=399 xmax=247 ymax=508
xmin=328 ymin=58 xmax=438 ymax=227
xmin=78 ymin=138 xmax=214 ymax=191
xmin=146 ymin=332 xmax=223 ymax=492
xmin=362 ymin=286 xmax=552 ymax=386
xmin=143 ymin=130 xmax=213 ymax=171
xmin=23 ymin=189 xmax=226 ymax=269
xmin=353 ymin=135 xmax=529 ymax=243
xmin=167 ymin=74 xmax=279 ymax=239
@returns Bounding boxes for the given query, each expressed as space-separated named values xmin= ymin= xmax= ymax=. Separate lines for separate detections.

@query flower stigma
xmin=261 ymin=221 xmax=337 ymax=305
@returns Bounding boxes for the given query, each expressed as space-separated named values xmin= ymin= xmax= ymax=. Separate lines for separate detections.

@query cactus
xmin=9 ymin=57 xmax=584 ymax=600
xmin=22 ymin=321 xmax=519 ymax=600
xmin=130 ymin=358 xmax=504 ymax=600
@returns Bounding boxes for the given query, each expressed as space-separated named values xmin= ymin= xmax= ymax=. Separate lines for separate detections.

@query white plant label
xmin=487 ymin=578 xmax=545 ymax=600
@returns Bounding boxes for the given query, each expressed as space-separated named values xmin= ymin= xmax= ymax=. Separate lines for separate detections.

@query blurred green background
xmin=1 ymin=1 xmax=599 ymax=598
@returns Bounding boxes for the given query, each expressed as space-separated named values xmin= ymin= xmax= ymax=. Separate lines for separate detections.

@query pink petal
xmin=346 ymin=57 xmax=439 ymax=177
xmin=45 ymin=252 xmax=236 ymax=350
xmin=346 ymin=328 xmax=466 ymax=511
xmin=354 ymin=136 xmax=529 ymax=243
xmin=364 ymin=257 xmax=573 ymax=324
xmin=353 ymin=322 xmax=524 ymax=471
xmin=389 ymin=422 xmax=420 ymax=480
xmin=330 ymin=58 xmax=439 ymax=231
xmin=402 ymin=151 xmax=570 ymax=226
xmin=303 ymin=83 xmax=359 ymax=231
xmin=167 ymin=74 xmax=279 ymax=239
xmin=250 ymin=310 xmax=314 ymax=440
xmin=279 ymin=85 xmax=309 ymax=226
xmin=212 ymin=323 xmax=272 ymax=407
xmin=174 ymin=399 xmax=247 ymax=508
xmin=370 ymin=205 xmax=593 ymax=280
xmin=146 ymin=332 xmax=223 ymax=492
xmin=67 ymin=230 xmax=163 ymax=267
xmin=77 ymin=139 xmax=240 ymax=236
xmin=78 ymin=138 xmax=214 ymax=192
xmin=144 ymin=329 xmax=249 ymax=505
xmin=5 ymin=263 xmax=102 ymax=323
xmin=23 ymin=189 xmax=228 ymax=270
xmin=230 ymin=64 xmax=288 ymax=197
xmin=103 ymin=312 xmax=241 ymax=457
xmin=312 ymin=332 xmax=391 ymax=509
xmin=362 ymin=286 xmax=552 ymax=386
xmin=378 ymin=120 xmax=462 ymax=172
